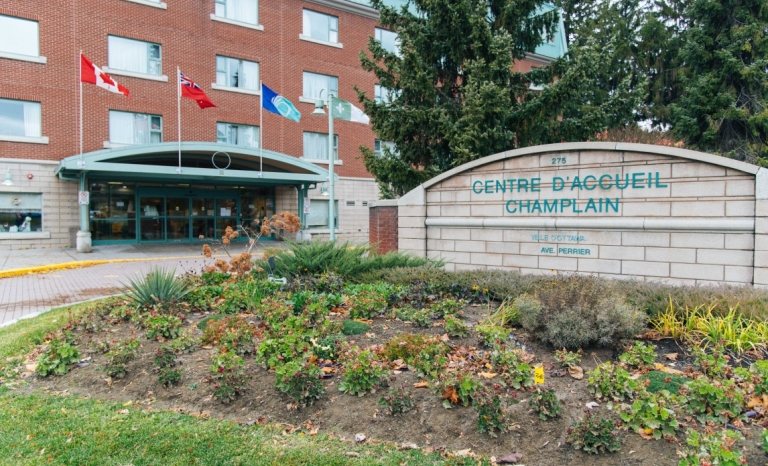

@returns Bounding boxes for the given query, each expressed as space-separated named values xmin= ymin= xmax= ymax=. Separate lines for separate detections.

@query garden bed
xmin=5 ymin=258 xmax=768 ymax=465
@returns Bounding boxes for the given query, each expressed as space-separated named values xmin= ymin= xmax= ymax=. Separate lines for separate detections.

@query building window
xmin=307 ymin=199 xmax=338 ymax=229
xmin=374 ymin=140 xmax=396 ymax=156
xmin=303 ymin=72 xmax=338 ymax=100
xmin=0 ymin=193 xmax=43 ymax=233
xmin=375 ymin=84 xmax=398 ymax=104
xmin=217 ymin=122 xmax=259 ymax=148
xmin=0 ymin=99 xmax=41 ymax=138
xmin=303 ymin=132 xmax=338 ymax=161
xmin=108 ymin=36 xmax=162 ymax=76
xmin=215 ymin=56 xmax=259 ymax=91
xmin=215 ymin=0 xmax=258 ymax=25
xmin=109 ymin=111 xmax=162 ymax=145
xmin=375 ymin=28 xmax=399 ymax=55
xmin=88 ymin=183 xmax=136 ymax=241
xmin=0 ymin=15 xmax=40 ymax=57
xmin=302 ymin=9 xmax=338 ymax=43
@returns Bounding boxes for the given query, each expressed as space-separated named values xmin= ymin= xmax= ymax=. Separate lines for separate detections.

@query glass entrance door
xmin=139 ymin=196 xmax=165 ymax=241
xmin=192 ymin=197 xmax=215 ymax=240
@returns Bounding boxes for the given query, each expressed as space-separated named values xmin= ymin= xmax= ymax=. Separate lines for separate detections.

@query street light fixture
xmin=2 ymin=168 xmax=13 ymax=187
xmin=313 ymin=89 xmax=336 ymax=240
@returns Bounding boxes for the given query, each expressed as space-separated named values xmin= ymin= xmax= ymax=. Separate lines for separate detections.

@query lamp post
xmin=312 ymin=89 xmax=336 ymax=240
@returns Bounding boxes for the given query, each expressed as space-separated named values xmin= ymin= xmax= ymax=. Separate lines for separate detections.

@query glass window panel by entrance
xmin=109 ymin=111 xmax=162 ymax=145
xmin=0 ymin=15 xmax=39 ymax=57
xmin=216 ymin=199 xmax=237 ymax=217
xmin=307 ymin=199 xmax=338 ymax=229
xmin=303 ymin=132 xmax=338 ymax=160
xmin=240 ymin=188 xmax=274 ymax=234
xmin=91 ymin=219 xmax=136 ymax=241
xmin=140 ymin=218 xmax=165 ymax=241
xmin=192 ymin=198 xmax=214 ymax=217
xmin=167 ymin=219 xmax=190 ymax=240
xmin=302 ymin=72 xmax=338 ymax=100
xmin=108 ymin=36 xmax=162 ymax=76
xmin=216 ymin=122 xmax=259 ymax=148
xmin=303 ymin=9 xmax=338 ymax=43
xmin=215 ymin=218 xmax=238 ymax=239
xmin=215 ymin=0 xmax=258 ymax=25
xmin=0 ymin=193 xmax=43 ymax=233
xmin=140 ymin=197 xmax=164 ymax=217
xmin=167 ymin=198 xmax=189 ymax=217
xmin=193 ymin=218 xmax=214 ymax=240
xmin=0 ymin=99 xmax=41 ymax=138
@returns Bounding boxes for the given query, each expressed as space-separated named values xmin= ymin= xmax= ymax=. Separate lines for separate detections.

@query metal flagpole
xmin=177 ymin=67 xmax=182 ymax=174
xmin=258 ymin=80 xmax=263 ymax=177
xmin=78 ymin=51 xmax=83 ymax=166
xmin=327 ymin=91 xmax=335 ymax=241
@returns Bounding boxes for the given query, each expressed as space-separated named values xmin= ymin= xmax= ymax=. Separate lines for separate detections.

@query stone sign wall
xmin=383 ymin=142 xmax=768 ymax=286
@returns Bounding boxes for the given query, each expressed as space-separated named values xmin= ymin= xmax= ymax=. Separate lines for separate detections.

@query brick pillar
xmin=369 ymin=201 xmax=399 ymax=254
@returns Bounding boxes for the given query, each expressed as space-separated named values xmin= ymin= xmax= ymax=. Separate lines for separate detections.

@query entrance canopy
xmin=55 ymin=142 xmax=334 ymax=187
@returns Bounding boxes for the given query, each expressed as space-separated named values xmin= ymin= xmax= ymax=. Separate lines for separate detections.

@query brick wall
xmin=369 ymin=202 xmax=397 ymax=254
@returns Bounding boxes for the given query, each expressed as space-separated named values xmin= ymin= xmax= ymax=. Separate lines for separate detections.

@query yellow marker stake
xmin=534 ymin=365 xmax=545 ymax=385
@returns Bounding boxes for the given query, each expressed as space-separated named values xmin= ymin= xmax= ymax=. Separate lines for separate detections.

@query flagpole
xmin=327 ymin=91 xmax=335 ymax=241
xmin=79 ymin=51 xmax=83 ymax=165
xmin=177 ymin=67 xmax=181 ymax=174
xmin=259 ymin=80 xmax=263 ymax=177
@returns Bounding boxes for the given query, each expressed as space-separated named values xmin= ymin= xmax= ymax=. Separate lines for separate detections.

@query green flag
xmin=331 ymin=96 xmax=370 ymax=124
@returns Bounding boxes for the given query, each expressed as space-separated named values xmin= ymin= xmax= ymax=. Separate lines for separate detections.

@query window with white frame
xmin=302 ymin=10 xmax=338 ymax=43
xmin=0 ymin=99 xmax=41 ymax=138
xmin=374 ymin=140 xmax=396 ymax=156
xmin=0 ymin=15 xmax=40 ymax=57
xmin=217 ymin=122 xmax=259 ymax=148
xmin=215 ymin=0 xmax=258 ymax=25
xmin=303 ymin=132 xmax=338 ymax=161
xmin=109 ymin=111 xmax=162 ymax=145
xmin=216 ymin=56 xmax=259 ymax=91
xmin=303 ymin=72 xmax=338 ymax=100
xmin=108 ymin=36 xmax=162 ymax=76
xmin=375 ymin=84 xmax=398 ymax=104
xmin=375 ymin=28 xmax=399 ymax=55
xmin=307 ymin=199 xmax=338 ymax=229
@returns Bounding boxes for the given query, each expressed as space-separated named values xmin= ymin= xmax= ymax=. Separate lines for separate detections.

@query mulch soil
xmin=15 ymin=303 xmax=768 ymax=465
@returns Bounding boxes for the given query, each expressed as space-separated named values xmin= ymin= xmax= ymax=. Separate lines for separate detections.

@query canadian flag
xmin=80 ymin=54 xmax=130 ymax=98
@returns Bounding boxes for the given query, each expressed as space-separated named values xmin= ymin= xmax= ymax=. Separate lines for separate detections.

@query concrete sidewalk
xmin=0 ymin=243 xmax=274 ymax=326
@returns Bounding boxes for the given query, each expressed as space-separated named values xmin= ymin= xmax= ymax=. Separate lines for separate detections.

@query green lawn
xmin=0 ymin=301 xmax=473 ymax=466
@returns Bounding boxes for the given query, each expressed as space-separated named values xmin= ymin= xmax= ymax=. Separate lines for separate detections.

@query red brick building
xmin=0 ymin=0 xmax=565 ymax=250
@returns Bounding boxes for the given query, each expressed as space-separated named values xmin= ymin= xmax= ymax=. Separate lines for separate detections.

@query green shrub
xmin=201 ymin=271 xmax=230 ymax=286
xmin=153 ymin=347 xmax=181 ymax=387
xmin=528 ymin=386 xmax=561 ymax=420
xmin=566 ymin=411 xmax=621 ymax=454
xmin=431 ymin=299 xmax=466 ymax=318
xmin=522 ymin=275 xmax=645 ymax=349
xmin=409 ymin=308 xmax=434 ymax=328
xmin=618 ymin=341 xmax=657 ymax=370
xmin=683 ymin=377 xmax=744 ymax=424
xmin=339 ymin=346 xmax=388 ymax=396
xmin=216 ymin=279 xmax=276 ymax=314
xmin=122 ymin=267 xmax=190 ymax=308
xmin=379 ymin=384 xmax=415 ymax=415
xmin=275 ymin=360 xmax=325 ymax=407
xmin=474 ymin=388 xmax=517 ymax=437
xmin=36 ymin=339 xmax=80 ymax=377
xmin=164 ymin=330 xmax=198 ymax=353
xmin=640 ymin=370 xmax=689 ymax=395
xmin=312 ymin=334 xmax=344 ymax=361
xmin=255 ymin=241 xmax=432 ymax=281
xmin=341 ymin=320 xmax=370 ymax=336
xmin=491 ymin=349 xmax=534 ymax=389
xmin=587 ymin=362 xmax=641 ymax=402
xmin=488 ymin=298 xmax=521 ymax=326
xmin=185 ymin=285 xmax=224 ymax=311
xmin=692 ymin=346 xmax=732 ymax=379
xmin=554 ymin=349 xmax=582 ymax=368
xmin=618 ymin=390 xmax=681 ymax=439
xmin=201 ymin=316 xmax=257 ymax=355
xmin=438 ymin=373 xmax=481 ymax=407
xmin=444 ymin=315 xmax=469 ymax=338
xmin=381 ymin=334 xmax=450 ymax=379
xmin=475 ymin=322 xmax=508 ymax=348
xmin=677 ymin=429 xmax=746 ymax=466
xmin=346 ymin=286 xmax=388 ymax=319
xmin=144 ymin=314 xmax=183 ymax=340
xmin=751 ymin=360 xmax=768 ymax=396
xmin=210 ymin=350 xmax=248 ymax=403
xmin=103 ymin=338 xmax=140 ymax=379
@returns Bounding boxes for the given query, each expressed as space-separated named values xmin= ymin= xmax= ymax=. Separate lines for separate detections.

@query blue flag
xmin=262 ymin=84 xmax=301 ymax=122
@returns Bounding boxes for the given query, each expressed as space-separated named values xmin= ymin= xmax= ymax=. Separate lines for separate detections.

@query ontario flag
xmin=80 ymin=54 xmax=129 ymax=98
xmin=179 ymin=71 xmax=216 ymax=109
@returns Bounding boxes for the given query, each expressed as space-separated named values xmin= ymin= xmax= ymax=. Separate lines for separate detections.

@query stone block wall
xmin=395 ymin=143 xmax=766 ymax=286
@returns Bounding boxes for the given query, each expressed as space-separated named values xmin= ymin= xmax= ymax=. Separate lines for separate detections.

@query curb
xmin=0 ymin=255 xmax=209 ymax=279
xmin=0 ymin=295 xmax=116 ymax=329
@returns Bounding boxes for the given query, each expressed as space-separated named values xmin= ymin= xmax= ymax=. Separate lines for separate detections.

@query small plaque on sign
xmin=533 ymin=366 xmax=545 ymax=385
xmin=78 ymin=191 xmax=89 ymax=205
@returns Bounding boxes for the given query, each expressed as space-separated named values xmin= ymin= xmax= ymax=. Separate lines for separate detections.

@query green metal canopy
xmin=55 ymin=142 xmax=334 ymax=187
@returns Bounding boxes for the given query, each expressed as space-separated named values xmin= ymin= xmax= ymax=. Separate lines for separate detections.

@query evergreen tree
xmin=669 ymin=0 xmax=768 ymax=163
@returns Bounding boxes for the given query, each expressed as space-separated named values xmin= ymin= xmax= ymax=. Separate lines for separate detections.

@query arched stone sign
xmin=385 ymin=142 xmax=768 ymax=286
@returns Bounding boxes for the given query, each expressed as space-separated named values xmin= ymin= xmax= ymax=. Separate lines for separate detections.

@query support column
xmin=76 ymin=173 xmax=92 ymax=253
xmin=754 ymin=168 xmax=768 ymax=286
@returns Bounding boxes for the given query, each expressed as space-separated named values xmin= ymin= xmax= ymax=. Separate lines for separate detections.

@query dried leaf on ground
xmin=664 ymin=353 xmax=678 ymax=361
xmin=479 ymin=372 xmax=498 ymax=379
xmin=568 ymin=365 xmax=584 ymax=380
xmin=498 ymin=452 xmax=523 ymax=463
xmin=413 ymin=381 xmax=428 ymax=388
xmin=442 ymin=386 xmax=459 ymax=404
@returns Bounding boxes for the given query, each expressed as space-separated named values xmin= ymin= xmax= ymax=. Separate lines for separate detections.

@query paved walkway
xmin=0 ymin=243 xmax=269 ymax=326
